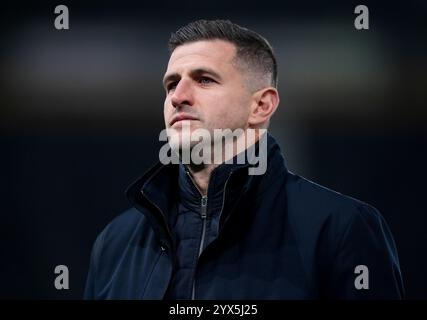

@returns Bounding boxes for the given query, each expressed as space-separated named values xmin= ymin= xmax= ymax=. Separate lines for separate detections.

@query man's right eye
xmin=167 ymin=82 xmax=178 ymax=92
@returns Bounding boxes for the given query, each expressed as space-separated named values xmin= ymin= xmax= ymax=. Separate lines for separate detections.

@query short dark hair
xmin=168 ymin=19 xmax=278 ymax=89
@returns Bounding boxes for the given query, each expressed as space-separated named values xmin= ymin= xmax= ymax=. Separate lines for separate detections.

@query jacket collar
xmin=178 ymin=153 xmax=249 ymax=215
xmin=125 ymin=132 xmax=288 ymax=245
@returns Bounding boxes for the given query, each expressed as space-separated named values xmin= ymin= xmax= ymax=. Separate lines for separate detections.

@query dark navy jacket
xmin=84 ymin=134 xmax=404 ymax=299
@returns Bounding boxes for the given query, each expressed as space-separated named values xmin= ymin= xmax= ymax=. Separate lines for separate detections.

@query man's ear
xmin=248 ymin=87 xmax=280 ymax=128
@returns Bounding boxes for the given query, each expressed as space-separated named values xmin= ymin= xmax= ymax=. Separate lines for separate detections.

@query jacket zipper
xmin=191 ymin=171 xmax=235 ymax=299
xmin=198 ymin=195 xmax=208 ymax=257
xmin=191 ymin=194 xmax=208 ymax=300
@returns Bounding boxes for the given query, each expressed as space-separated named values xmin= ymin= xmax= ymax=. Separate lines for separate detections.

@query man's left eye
xmin=199 ymin=77 xmax=214 ymax=85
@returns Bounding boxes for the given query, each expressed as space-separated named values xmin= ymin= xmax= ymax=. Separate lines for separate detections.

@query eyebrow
xmin=162 ymin=67 xmax=222 ymax=88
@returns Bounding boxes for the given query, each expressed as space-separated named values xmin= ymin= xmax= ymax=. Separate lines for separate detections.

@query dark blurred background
xmin=0 ymin=0 xmax=426 ymax=299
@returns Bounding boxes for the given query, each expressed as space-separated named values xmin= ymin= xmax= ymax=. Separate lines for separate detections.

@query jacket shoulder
xmin=88 ymin=207 xmax=156 ymax=270
xmin=284 ymin=172 xmax=403 ymax=298
xmin=103 ymin=208 xmax=144 ymax=235
xmin=96 ymin=208 xmax=153 ymax=250
xmin=286 ymin=171 xmax=381 ymax=221
xmin=283 ymin=171 xmax=387 ymax=243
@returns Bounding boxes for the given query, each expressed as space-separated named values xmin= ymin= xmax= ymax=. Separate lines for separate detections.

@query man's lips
xmin=169 ymin=114 xmax=199 ymax=126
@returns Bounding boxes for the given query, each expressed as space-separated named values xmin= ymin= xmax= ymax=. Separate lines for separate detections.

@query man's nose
xmin=171 ymin=80 xmax=194 ymax=108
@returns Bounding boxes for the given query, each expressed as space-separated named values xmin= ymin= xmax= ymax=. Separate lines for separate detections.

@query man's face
xmin=163 ymin=40 xmax=253 ymax=150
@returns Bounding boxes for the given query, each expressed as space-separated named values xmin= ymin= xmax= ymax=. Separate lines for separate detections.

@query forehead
xmin=166 ymin=40 xmax=237 ymax=73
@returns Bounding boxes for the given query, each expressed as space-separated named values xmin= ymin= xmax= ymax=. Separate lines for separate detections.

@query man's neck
xmin=185 ymin=129 xmax=264 ymax=195
xmin=186 ymin=163 xmax=218 ymax=196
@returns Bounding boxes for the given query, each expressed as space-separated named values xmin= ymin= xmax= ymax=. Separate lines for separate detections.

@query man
xmin=84 ymin=20 xmax=404 ymax=299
